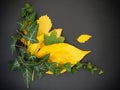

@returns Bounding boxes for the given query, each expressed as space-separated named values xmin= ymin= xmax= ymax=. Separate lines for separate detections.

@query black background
xmin=0 ymin=0 xmax=120 ymax=90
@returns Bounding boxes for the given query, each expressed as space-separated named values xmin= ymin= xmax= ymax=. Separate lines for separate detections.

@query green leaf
xmin=9 ymin=60 xmax=20 ymax=71
xmin=24 ymin=3 xmax=31 ymax=9
xmin=71 ymin=67 xmax=77 ymax=74
xmin=22 ymin=68 xmax=32 ymax=88
xmin=45 ymin=62 xmax=57 ymax=73
xmin=24 ymin=3 xmax=33 ymax=13
xmin=17 ymin=56 xmax=25 ymax=65
xmin=26 ymin=21 xmax=36 ymax=32
xmin=63 ymin=63 xmax=71 ymax=72
xmin=24 ymin=24 xmax=38 ymax=43
xmin=86 ymin=62 xmax=93 ymax=70
xmin=26 ymin=12 xmax=36 ymax=22
xmin=39 ymin=53 xmax=50 ymax=62
xmin=76 ymin=62 xmax=83 ymax=69
xmin=36 ymin=72 xmax=44 ymax=79
xmin=21 ymin=8 xmax=26 ymax=17
xmin=44 ymin=31 xmax=65 ymax=45
xmin=26 ymin=7 xmax=33 ymax=13
xmin=99 ymin=69 xmax=104 ymax=75
xmin=27 ymin=55 xmax=36 ymax=61
xmin=34 ymin=63 xmax=48 ymax=78
xmin=11 ymin=34 xmax=21 ymax=53
xmin=17 ymin=20 xmax=25 ymax=31
xmin=19 ymin=47 xmax=27 ymax=57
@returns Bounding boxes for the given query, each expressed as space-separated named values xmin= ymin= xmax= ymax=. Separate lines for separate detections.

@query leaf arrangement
xmin=10 ymin=3 xmax=103 ymax=88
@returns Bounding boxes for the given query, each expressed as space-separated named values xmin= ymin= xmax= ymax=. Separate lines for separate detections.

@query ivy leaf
xmin=63 ymin=63 xmax=71 ymax=72
xmin=21 ymin=68 xmax=32 ymax=88
xmin=34 ymin=64 xmax=47 ymax=79
xmin=24 ymin=24 xmax=38 ymax=43
xmin=27 ymin=55 xmax=36 ymax=61
xmin=71 ymin=67 xmax=77 ymax=74
xmin=26 ymin=21 xmax=36 ymax=32
xmin=21 ymin=8 xmax=26 ymax=17
xmin=26 ymin=7 xmax=33 ymax=13
xmin=53 ymin=68 xmax=61 ymax=76
xmin=9 ymin=59 xmax=20 ymax=71
xmin=76 ymin=62 xmax=83 ymax=69
xmin=36 ymin=71 xmax=44 ymax=79
xmin=19 ymin=47 xmax=27 ymax=57
xmin=24 ymin=3 xmax=33 ymax=13
xmin=44 ymin=31 xmax=65 ymax=45
xmin=24 ymin=3 xmax=31 ymax=9
xmin=45 ymin=62 xmax=57 ymax=73
xmin=11 ymin=34 xmax=21 ymax=53
xmin=26 ymin=12 xmax=36 ymax=22
xmin=17 ymin=20 xmax=25 ymax=31
xmin=39 ymin=53 xmax=50 ymax=62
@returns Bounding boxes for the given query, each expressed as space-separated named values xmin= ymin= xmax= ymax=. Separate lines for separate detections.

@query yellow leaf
xmin=77 ymin=34 xmax=92 ymax=43
xmin=36 ymin=43 xmax=91 ymax=74
xmin=23 ymin=30 xmax=27 ymax=35
xmin=37 ymin=15 xmax=52 ymax=36
xmin=27 ymin=43 xmax=41 ymax=55
xmin=20 ymin=37 xmax=31 ymax=46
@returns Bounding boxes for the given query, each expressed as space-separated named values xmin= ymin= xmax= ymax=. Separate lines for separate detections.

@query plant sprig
xmin=71 ymin=62 xmax=103 ymax=75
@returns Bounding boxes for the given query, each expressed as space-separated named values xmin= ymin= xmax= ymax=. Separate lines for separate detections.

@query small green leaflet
xmin=21 ymin=3 xmax=33 ymax=17
xmin=26 ymin=21 xmax=37 ymax=32
xmin=39 ymin=53 xmax=50 ymax=62
xmin=24 ymin=24 xmax=38 ymax=43
xmin=9 ymin=59 xmax=20 ymax=71
xmin=71 ymin=62 xmax=82 ymax=74
xmin=44 ymin=31 xmax=65 ymax=45
xmin=17 ymin=20 xmax=25 ymax=31
xmin=11 ymin=34 xmax=21 ymax=53
xmin=21 ymin=8 xmax=26 ymax=17
xmin=26 ymin=12 xmax=36 ymax=22
xmin=19 ymin=47 xmax=27 ymax=57
xmin=71 ymin=67 xmax=77 ymax=74
xmin=24 ymin=3 xmax=33 ymax=13
xmin=45 ymin=62 xmax=56 ymax=72
xmin=62 ymin=63 xmax=71 ymax=72
xmin=22 ymin=68 xmax=32 ymax=88
xmin=34 ymin=63 xmax=48 ymax=78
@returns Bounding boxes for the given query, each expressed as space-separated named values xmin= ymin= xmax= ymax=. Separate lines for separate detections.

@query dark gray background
xmin=0 ymin=0 xmax=120 ymax=90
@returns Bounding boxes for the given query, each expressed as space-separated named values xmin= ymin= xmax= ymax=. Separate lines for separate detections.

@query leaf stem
xmin=16 ymin=30 xmax=24 ymax=36
xmin=32 ymin=70 xmax=34 ymax=81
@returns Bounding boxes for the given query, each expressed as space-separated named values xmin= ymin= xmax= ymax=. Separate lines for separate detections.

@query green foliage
xmin=61 ymin=63 xmax=71 ymax=72
xmin=26 ymin=12 xmax=36 ymax=22
xmin=24 ymin=24 xmax=38 ymax=43
xmin=21 ymin=3 xmax=33 ymax=17
xmin=17 ymin=3 xmax=38 ymax=44
xmin=11 ymin=34 xmax=21 ymax=53
xmin=17 ymin=20 xmax=25 ymax=31
xmin=21 ymin=68 xmax=32 ymax=88
xmin=72 ymin=62 xmax=103 ymax=75
xmin=44 ymin=31 xmax=65 ymax=45
xmin=39 ymin=53 xmax=50 ymax=62
xmin=26 ymin=21 xmax=37 ymax=32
